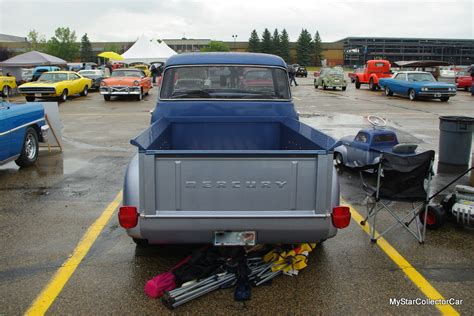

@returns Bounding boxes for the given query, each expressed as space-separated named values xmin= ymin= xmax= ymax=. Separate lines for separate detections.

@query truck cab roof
xmin=165 ymin=52 xmax=287 ymax=68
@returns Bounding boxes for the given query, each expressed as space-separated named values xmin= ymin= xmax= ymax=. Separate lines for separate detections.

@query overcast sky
xmin=0 ymin=0 xmax=472 ymax=42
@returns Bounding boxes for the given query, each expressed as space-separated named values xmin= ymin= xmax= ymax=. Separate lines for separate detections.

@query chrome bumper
xmin=100 ymin=87 xmax=141 ymax=95
xmin=418 ymin=91 xmax=456 ymax=97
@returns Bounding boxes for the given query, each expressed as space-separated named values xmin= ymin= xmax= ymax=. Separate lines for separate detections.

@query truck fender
xmin=123 ymin=153 xmax=142 ymax=238
xmin=370 ymin=74 xmax=379 ymax=84
xmin=333 ymin=145 xmax=347 ymax=164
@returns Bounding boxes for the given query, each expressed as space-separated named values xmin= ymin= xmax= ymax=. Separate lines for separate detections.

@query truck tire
xmin=26 ymin=96 xmax=36 ymax=102
xmin=385 ymin=87 xmax=393 ymax=96
xmin=342 ymin=86 xmax=346 ymax=91
xmin=408 ymin=89 xmax=416 ymax=101
xmin=440 ymin=97 xmax=450 ymax=102
xmin=104 ymin=95 xmax=111 ymax=101
xmin=323 ymin=82 xmax=327 ymax=90
xmin=355 ymin=78 xmax=361 ymax=89
xmin=133 ymin=238 xmax=149 ymax=247
xmin=369 ymin=78 xmax=376 ymax=91
xmin=15 ymin=127 xmax=39 ymax=167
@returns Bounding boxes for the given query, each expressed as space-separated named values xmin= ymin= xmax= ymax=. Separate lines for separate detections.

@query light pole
xmin=232 ymin=34 xmax=238 ymax=51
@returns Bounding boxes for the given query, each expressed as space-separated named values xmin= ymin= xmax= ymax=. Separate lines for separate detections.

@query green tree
xmin=201 ymin=41 xmax=230 ymax=52
xmin=296 ymin=29 xmax=313 ymax=65
xmin=0 ymin=46 xmax=13 ymax=61
xmin=45 ymin=27 xmax=80 ymax=61
xmin=260 ymin=28 xmax=272 ymax=54
xmin=247 ymin=29 xmax=260 ymax=53
xmin=313 ymin=31 xmax=323 ymax=66
xmin=27 ymin=29 xmax=46 ymax=51
xmin=80 ymin=33 xmax=93 ymax=62
xmin=271 ymin=29 xmax=281 ymax=57
xmin=280 ymin=29 xmax=290 ymax=62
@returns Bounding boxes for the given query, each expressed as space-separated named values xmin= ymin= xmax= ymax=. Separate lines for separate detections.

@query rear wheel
xmin=133 ymin=238 xmax=149 ymax=247
xmin=80 ymin=85 xmax=88 ymax=96
xmin=26 ymin=96 xmax=35 ymax=102
xmin=104 ymin=95 xmax=111 ymax=101
xmin=419 ymin=205 xmax=446 ymax=230
xmin=355 ymin=78 xmax=361 ymax=89
xmin=408 ymin=89 xmax=416 ymax=101
xmin=440 ymin=97 xmax=450 ymax=102
xmin=342 ymin=86 xmax=346 ymax=91
xmin=15 ymin=127 xmax=39 ymax=167
xmin=464 ymin=86 xmax=469 ymax=91
xmin=323 ymin=82 xmax=327 ymax=90
xmin=385 ymin=87 xmax=393 ymax=96
xmin=369 ymin=78 xmax=376 ymax=91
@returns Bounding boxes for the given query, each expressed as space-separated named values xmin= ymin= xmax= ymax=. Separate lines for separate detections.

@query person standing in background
xmin=150 ymin=63 xmax=158 ymax=84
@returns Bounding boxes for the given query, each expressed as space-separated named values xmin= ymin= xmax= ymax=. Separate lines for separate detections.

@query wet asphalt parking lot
xmin=1 ymin=75 xmax=473 ymax=315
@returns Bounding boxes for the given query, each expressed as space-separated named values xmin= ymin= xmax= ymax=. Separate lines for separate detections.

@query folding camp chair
xmin=359 ymin=150 xmax=435 ymax=244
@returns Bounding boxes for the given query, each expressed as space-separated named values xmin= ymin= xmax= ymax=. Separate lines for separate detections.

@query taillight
xmin=119 ymin=206 xmax=138 ymax=229
xmin=332 ymin=206 xmax=351 ymax=229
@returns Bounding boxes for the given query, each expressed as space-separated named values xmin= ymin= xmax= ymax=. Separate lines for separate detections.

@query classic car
xmin=354 ymin=60 xmax=392 ymax=90
xmin=0 ymin=99 xmax=49 ymax=167
xmin=333 ymin=116 xmax=418 ymax=168
xmin=378 ymin=71 xmax=457 ymax=102
xmin=119 ymin=52 xmax=350 ymax=246
xmin=455 ymin=70 xmax=472 ymax=91
xmin=314 ymin=67 xmax=347 ymax=90
xmin=295 ymin=66 xmax=308 ymax=77
xmin=0 ymin=75 xmax=17 ymax=97
xmin=32 ymin=66 xmax=60 ymax=81
xmin=78 ymin=69 xmax=104 ymax=90
xmin=130 ymin=63 xmax=151 ymax=77
xmin=100 ymin=68 xmax=152 ymax=101
xmin=18 ymin=71 xmax=92 ymax=102
xmin=241 ymin=68 xmax=273 ymax=90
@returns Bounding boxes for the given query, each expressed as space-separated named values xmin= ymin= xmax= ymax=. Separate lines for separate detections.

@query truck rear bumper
xmin=128 ymin=211 xmax=337 ymax=244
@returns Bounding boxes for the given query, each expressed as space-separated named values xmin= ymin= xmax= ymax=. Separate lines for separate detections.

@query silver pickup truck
xmin=119 ymin=53 xmax=350 ymax=246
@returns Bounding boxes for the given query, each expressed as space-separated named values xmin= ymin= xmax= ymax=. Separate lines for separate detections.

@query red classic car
xmin=100 ymin=68 xmax=152 ymax=101
xmin=455 ymin=70 xmax=472 ymax=91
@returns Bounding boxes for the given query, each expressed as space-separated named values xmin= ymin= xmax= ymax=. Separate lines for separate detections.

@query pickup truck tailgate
xmin=140 ymin=154 xmax=333 ymax=214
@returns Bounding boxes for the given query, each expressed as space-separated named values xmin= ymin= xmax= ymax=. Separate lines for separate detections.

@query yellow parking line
xmin=343 ymin=198 xmax=460 ymax=316
xmin=25 ymin=191 xmax=122 ymax=316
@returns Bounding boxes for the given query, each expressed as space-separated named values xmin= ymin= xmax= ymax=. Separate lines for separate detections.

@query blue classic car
xmin=0 ymin=99 xmax=49 ymax=167
xmin=379 ymin=71 xmax=457 ymax=102
xmin=333 ymin=116 xmax=417 ymax=168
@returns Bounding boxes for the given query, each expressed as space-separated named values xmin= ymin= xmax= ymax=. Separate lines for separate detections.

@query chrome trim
xmin=0 ymin=118 xmax=45 ymax=137
xmin=141 ymin=210 xmax=331 ymax=219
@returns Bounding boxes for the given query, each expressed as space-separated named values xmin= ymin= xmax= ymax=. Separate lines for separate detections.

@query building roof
xmin=0 ymin=33 xmax=27 ymax=42
xmin=337 ymin=36 xmax=474 ymax=43
xmin=165 ymin=52 xmax=286 ymax=67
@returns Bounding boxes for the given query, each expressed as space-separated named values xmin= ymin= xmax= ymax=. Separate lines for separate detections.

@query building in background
xmin=342 ymin=37 xmax=474 ymax=66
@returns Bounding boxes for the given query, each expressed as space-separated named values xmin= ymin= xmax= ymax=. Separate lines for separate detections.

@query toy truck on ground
xmin=119 ymin=53 xmax=351 ymax=246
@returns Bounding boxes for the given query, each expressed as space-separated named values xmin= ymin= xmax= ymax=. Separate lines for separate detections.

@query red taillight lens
xmin=119 ymin=206 xmax=138 ymax=229
xmin=332 ymin=206 xmax=351 ymax=229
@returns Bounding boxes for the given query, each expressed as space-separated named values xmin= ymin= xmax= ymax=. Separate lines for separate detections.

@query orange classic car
xmin=99 ymin=68 xmax=152 ymax=101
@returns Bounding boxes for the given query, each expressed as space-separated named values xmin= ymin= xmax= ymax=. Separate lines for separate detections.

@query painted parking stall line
xmin=342 ymin=198 xmax=460 ymax=316
xmin=25 ymin=191 xmax=122 ymax=316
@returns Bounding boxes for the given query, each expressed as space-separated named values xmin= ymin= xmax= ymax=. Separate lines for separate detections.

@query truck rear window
xmin=375 ymin=62 xmax=386 ymax=67
xmin=160 ymin=65 xmax=290 ymax=100
xmin=373 ymin=134 xmax=396 ymax=142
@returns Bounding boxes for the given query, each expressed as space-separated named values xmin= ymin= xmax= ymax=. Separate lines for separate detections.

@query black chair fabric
xmin=377 ymin=150 xmax=435 ymax=202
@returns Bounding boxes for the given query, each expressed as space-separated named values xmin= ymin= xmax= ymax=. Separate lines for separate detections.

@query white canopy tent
xmin=120 ymin=35 xmax=176 ymax=64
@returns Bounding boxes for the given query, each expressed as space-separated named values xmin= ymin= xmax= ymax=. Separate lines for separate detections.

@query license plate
xmin=35 ymin=93 xmax=42 ymax=97
xmin=214 ymin=231 xmax=256 ymax=246
xmin=434 ymin=93 xmax=442 ymax=97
